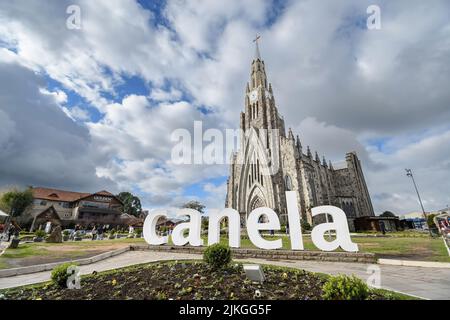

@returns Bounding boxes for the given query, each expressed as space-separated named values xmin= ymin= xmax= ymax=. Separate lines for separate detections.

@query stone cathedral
xmin=225 ymin=40 xmax=374 ymax=231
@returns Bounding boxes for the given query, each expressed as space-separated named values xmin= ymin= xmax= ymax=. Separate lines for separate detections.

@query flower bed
xmin=0 ymin=261 xmax=414 ymax=300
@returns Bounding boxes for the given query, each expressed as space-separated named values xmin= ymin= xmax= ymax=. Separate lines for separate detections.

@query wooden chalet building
xmin=25 ymin=187 xmax=131 ymax=231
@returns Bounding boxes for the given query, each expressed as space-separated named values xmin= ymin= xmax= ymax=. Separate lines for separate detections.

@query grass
xmin=1 ymin=243 xmax=46 ymax=259
xmin=208 ymin=234 xmax=450 ymax=262
xmin=0 ymin=238 xmax=147 ymax=269
xmin=1 ymin=234 xmax=448 ymax=270
xmin=0 ymin=260 xmax=9 ymax=269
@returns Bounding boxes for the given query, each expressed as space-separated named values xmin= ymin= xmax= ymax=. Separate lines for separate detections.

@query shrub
xmin=51 ymin=263 xmax=78 ymax=288
xmin=427 ymin=214 xmax=437 ymax=229
xmin=34 ymin=230 xmax=46 ymax=238
xmin=322 ymin=275 xmax=369 ymax=300
xmin=203 ymin=243 xmax=232 ymax=270
xmin=301 ymin=219 xmax=312 ymax=232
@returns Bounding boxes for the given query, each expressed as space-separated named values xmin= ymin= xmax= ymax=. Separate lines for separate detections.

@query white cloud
xmin=1 ymin=0 xmax=449 ymax=214
xmin=40 ymin=88 xmax=68 ymax=104
xmin=0 ymin=60 xmax=115 ymax=192
xmin=150 ymin=87 xmax=183 ymax=102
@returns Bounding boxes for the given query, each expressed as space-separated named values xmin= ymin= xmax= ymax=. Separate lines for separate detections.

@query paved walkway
xmin=0 ymin=251 xmax=449 ymax=300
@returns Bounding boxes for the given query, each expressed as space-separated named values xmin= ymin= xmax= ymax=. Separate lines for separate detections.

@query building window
xmin=62 ymin=202 xmax=71 ymax=208
xmin=285 ymin=175 xmax=293 ymax=191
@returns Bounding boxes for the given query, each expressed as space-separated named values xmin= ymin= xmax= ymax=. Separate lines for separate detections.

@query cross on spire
xmin=253 ymin=34 xmax=261 ymax=60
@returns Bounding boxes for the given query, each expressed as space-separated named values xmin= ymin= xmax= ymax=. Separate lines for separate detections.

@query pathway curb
xmin=378 ymin=258 xmax=450 ymax=268
xmin=0 ymin=246 xmax=131 ymax=278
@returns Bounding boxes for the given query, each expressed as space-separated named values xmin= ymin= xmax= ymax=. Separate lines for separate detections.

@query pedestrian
xmin=92 ymin=225 xmax=97 ymax=240
xmin=380 ymin=222 xmax=386 ymax=235
xmin=7 ymin=225 xmax=15 ymax=242
xmin=98 ymin=225 xmax=104 ymax=240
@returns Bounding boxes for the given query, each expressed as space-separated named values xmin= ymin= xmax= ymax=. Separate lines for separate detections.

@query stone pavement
xmin=0 ymin=250 xmax=449 ymax=300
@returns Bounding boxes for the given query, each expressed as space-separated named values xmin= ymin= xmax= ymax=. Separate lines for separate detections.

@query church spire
xmin=250 ymin=35 xmax=268 ymax=90
xmin=288 ymin=128 xmax=294 ymax=140
xmin=315 ymin=151 xmax=320 ymax=162
xmin=307 ymin=146 xmax=312 ymax=158
xmin=254 ymin=35 xmax=261 ymax=60
xmin=296 ymin=135 xmax=302 ymax=148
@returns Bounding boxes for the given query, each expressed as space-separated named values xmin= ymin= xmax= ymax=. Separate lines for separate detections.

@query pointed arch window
xmin=285 ymin=175 xmax=293 ymax=191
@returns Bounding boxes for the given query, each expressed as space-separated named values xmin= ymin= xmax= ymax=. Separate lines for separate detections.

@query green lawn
xmin=0 ymin=238 xmax=146 ymax=269
xmin=207 ymin=234 xmax=450 ymax=262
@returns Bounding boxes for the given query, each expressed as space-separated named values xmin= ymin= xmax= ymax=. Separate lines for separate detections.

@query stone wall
xmin=131 ymin=245 xmax=377 ymax=264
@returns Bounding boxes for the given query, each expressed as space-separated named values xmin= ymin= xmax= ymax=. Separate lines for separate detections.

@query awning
xmin=0 ymin=210 xmax=8 ymax=217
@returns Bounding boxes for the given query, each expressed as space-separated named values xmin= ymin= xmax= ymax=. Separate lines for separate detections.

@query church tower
xmin=225 ymin=37 xmax=375 ymax=230
xmin=242 ymin=37 xmax=285 ymax=135
xmin=228 ymin=36 xmax=287 ymax=223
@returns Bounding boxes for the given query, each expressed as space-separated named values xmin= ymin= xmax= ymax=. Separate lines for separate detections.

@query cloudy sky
xmin=0 ymin=0 xmax=449 ymax=215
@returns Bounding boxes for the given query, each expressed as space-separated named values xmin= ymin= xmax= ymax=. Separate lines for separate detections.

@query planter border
xmin=131 ymin=245 xmax=377 ymax=264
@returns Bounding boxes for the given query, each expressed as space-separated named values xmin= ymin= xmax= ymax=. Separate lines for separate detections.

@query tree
xmin=0 ymin=187 xmax=34 ymax=217
xmin=380 ymin=211 xmax=396 ymax=218
xmin=182 ymin=200 xmax=205 ymax=214
xmin=301 ymin=219 xmax=312 ymax=232
xmin=201 ymin=216 xmax=209 ymax=232
xmin=117 ymin=192 xmax=142 ymax=217
xmin=427 ymin=213 xmax=437 ymax=230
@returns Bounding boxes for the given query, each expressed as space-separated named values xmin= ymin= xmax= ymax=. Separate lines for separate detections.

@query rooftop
xmin=32 ymin=187 xmax=116 ymax=203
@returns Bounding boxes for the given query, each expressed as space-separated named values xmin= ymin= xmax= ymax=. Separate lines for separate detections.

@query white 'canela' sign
xmin=143 ymin=191 xmax=359 ymax=252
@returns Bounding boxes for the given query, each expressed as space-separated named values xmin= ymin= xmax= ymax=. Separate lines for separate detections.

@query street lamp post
xmin=405 ymin=169 xmax=432 ymax=237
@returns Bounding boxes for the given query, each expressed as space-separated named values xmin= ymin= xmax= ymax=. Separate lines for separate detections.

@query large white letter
xmin=143 ymin=210 xmax=169 ymax=245
xmin=208 ymin=208 xmax=241 ymax=248
xmin=311 ymin=206 xmax=359 ymax=252
xmin=171 ymin=209 xmax=203 ymax=246
xmin=286 ymin=191 xmax=304 ymax=250
xmin=247 ymin=208 xmax=282 ymax=250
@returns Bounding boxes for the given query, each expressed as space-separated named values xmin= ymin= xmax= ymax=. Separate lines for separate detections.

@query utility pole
xmin=405 ymin=169 xmax=433 ymax=237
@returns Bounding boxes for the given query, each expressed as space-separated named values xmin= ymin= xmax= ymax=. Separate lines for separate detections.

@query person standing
xmin=98 ymin=225 xmax=104 ymax=240
xmin=92 ymin=225 xmax=97 ymax=240
xmin=7 ymin=226 xmax=15 ymax=242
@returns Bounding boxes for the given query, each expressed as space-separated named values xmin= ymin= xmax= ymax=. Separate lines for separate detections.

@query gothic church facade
xmin=225 ymin=41 xmax=374 ymax=231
